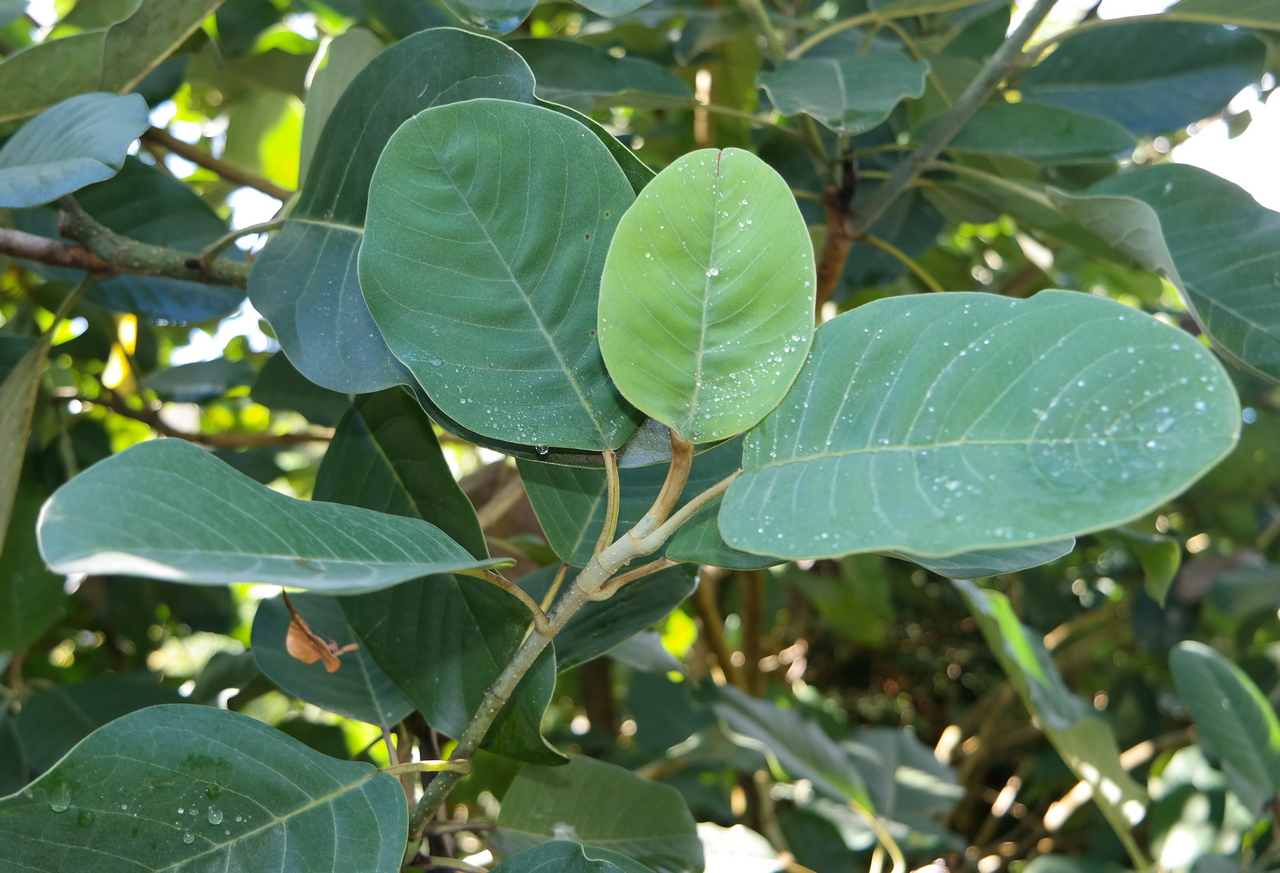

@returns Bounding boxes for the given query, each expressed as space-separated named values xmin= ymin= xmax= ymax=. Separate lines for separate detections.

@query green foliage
xmin=1 ymin=2 xmax=1278 ymax=871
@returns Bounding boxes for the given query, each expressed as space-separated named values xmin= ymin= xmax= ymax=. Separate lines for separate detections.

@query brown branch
xmin=63 ymin=395 xmax=331 ymax=447
xmin=0 ymin=227 xmax=118 ymax=274
xmin=143 ymin=127 xmax=294 ymax=202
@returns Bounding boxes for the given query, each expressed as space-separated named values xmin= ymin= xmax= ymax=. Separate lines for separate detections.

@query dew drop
xmin=207 ymin=806 xmax=223 ymax=826
xmin=49 ymin=785 xmax=70 ymax=813
xmin=183 ymin=831 xmax=195 ymax=845
xmin=535 ymin=445 xmax=550 ymax=456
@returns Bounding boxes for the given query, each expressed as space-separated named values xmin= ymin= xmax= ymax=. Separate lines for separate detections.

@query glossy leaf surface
xmin=758 ymin=55 xmax=929 ymax=134
xmin=362 ymin=98 xmax=641 ymax=451
xmin=721 ymin=291 xmax=1239 ymax=560
xmin=0 ymin=0 xmax=221 ymax=122
xmin=37 ymin=439 xmax=505 ymax=591
xmin=1020 ymin=22 xmax=1266 ymax=135
xmin=599 ymin=148 xmax=814 ymax=443
xmin=496 ymin=755 xmax=703 ymax=873
xmin=893 ymin=539 xmax=1075 ymax=579
xmin=249 ymin=27 xmax=536 ymax=393
xmin=1069 ymin=163 xmax=1280 ymax=384
xmin=0 ymin=92 xmax=148 ymax=208
xmin=251 ymin=592 xmax=415 ymax=728
xmin=0 ymin=705 xmax=407 ymax=873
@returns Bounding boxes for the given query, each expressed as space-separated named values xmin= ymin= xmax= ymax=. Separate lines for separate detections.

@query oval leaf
xmin=0 ymin=92 xmax=148 ymax=208
xmin=928 ymin=101 xmax=1137 ymax=165
xmin=758 ymin=55 xmax=929 ymax=135
xmin=893 ymin=539 xmax=1075 ymax=579
xmin=361 ymin=98 xmax=642 ymax=452
xmin=599 ymin=148 xmax=815 ymax=443
xmin=0 ymin=705 xmax=407 ymax=873
xmin=721 ymin=290 xmax=1240 ymax=560
xmin=249 ymin=27 xmax=537 ymax=393
xmin=37 ymin=439 xmax=506 ymax=591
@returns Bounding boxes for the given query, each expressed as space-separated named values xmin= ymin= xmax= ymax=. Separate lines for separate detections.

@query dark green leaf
xmin=0 ymin=476 xmax=66 ymax=654
xmin=437 ymin=0 xmax=535 ymax=33
xmin=14 ymin=675 xmax=184 ymax=774
xmin=1066 ymin=163 xmax=1280 ymax=384
xmin=0 ymin=92 xmax=148 ymax=208
xmin=0 ymin=0 xmax=222 ymax=122
xmin=495 ymin=755 xmax=703 ymax=873
xmin=315 ymin=388 xmax=487 ymax=559
xmin=342 ymin=576 xmax=564 ymax=764
xmin=1163 ymin=0 xmax=1280 ymax=29
xmin=1170 ymin=640 xmax=1280 ymax=807
xmin=1106 ymin=528 xmax=1181 ymax=605
xmin=249 ymin=27 xmax=536 ymax=393
xmin=493 ymin=841 xmax=657 ymax=873
xmin=251 ymin=592 xmax=414 ymax=728
xmin=720 ymin=291 xmax=1239 ymax=560
xmin=1208 ymin=564 xmax=1280 ymax=617
xmin=511 ymin=39 xmax=692 ymax=113
xmin=215 ymin=0 xmax=284 ymax=58
xmin=893 ymin=539 xmax=1075 ymax=579
xmin=930 ymin=101 xmax=1136 ymax=164
xmin=38 ymin=439 xmax=506 ymax=591
xmin=362 ymin=98 xmax=641 ymax=451
xmin=0 ymin=335 xmax=47 ymax=558
xmin=957 ymin=580 xmax=1148 ymax=834
xmin=0 ymin=705 xmax=407 ymax=872
xmin=758 ymin=54 xmax=929 ymax=134
xmin=0 ymin=708 xmax=29 ymax=796
xmin=1021 ymin=22 xmax=1266 ymax=135
xmin=143 ymin=358 xmax=257 ymax=403
xmin=249 ymin=352 xmax=351 ymax=427
xmin=516 ymin=563 xmax=696 ymax=671
xmin=537 ymin=100 xmax=656 ymax=197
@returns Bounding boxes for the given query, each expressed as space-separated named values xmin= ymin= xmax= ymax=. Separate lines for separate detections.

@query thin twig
xmin=59 ymin=394 xmax=332 ymax=447
xmin=539 ymin=563 xmax=569 ymax=613
xmin=642 ymin=430 xmax=695 ymax=532
xmin=789 ymin=11 xmax=881 ymax=59
xmin=198 ymin=219 xmax=284 ymax=270
xmin=425 ymin=821 xmax=497 ymax=835
xmin=692 ymin=566 xmax=746 ymax=689
xmin=849 ymin=799 xmax=906 ymax=873
xmin=456 ymin=569 xmax=551 ymax=636
xmin=591 ymin=557 xmax=679 ymax=601
xmin=142 ymin=127 xmax=294 ymax=202
xmin=862 ymin=234 xmax=945 ymax=293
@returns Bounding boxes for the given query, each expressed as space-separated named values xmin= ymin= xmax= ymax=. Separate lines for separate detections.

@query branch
xmin=142 ymin=127 xmax=294 ymax=202
xmin=62 ymin=395 xmax=331 ymax=447
xmin=5 ymin=198 xmax=254 ymax=289
xmin=846 ymin=0 xmax=1059 ymax=238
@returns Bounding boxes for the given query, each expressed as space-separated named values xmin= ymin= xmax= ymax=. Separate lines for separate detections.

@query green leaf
xmin=1062 ymin=163 xmax=1280 ymax=384
xmin=0 ymin=0 xmax=222 ymax=123
xmin=516 ymin=563 xmax=696 ymax=671
xmin=520 ymin=438 xmax=753 ymax=568
xmin=341 ymin=576 xmax=564 ymax=764
xmin=598 ymin=148 xmax=815 ymax=443
xmin=13 ymin=675 xmax=183 ymax=774
xmin=0 ymin=707 xmax=29 ymax=797
xmin=0 ymin=476 xmax=66 ymax=654
xmin=1166 ymin=0 xmax=1280 ymax=28
xmin=868 ymin=0 xmax=1002 ymax=14
xmin=1170 ymin=640 xmax=1280 ymax=807
xmin=705 ymin=683 xmax=871 ymax=807
xmin=0 ymin=705 xmax=407 ymax=872
xmin=1207 ymin=565 xmax=1280 ymax=617
xmin=758 ymin=55 xmax=929 ymax=135
xmin=297 ymin=27 xmax=383 ymax=188
xmin=929 ymin=101 xmax=1136 ymax=164
xmin=438 ymin=0 xmax=535 ymax=33
xmin=37 ymin=438 xmax=506 ymax=591
xmin=314 ymin=388 xmax=487 ymax=560
xmin=495 ymin=755 xmax=703 ymax=873
xmin=0 ymin=92 xmax=148 ymax=208
xmin=511 ymin=39 xmax=692 ymax=113
xmin=493 ymin=841 xmax=657 ymax=873
xmin=574 ymin=0 xmax=657 ymax=14
xmin=362 ymin=98 xmax=642 ymax=452
xmin=1105 ymin=528 xmax=1180 ymax=605
xmin=143 ymin=358 xmax=257 ymax=403
xmin=0 ymin=335 xmax=47 ymax=559
xmin=251 ymin=592 xmax=415 ymax=728
xmin=893 ymin=539 xmax=1075 ymax=579
xmin=1020 ymin=22 xmax=1267 ymax=135
xmin=957 ymin=580 xmax=1148 ymax=835
xmin=16 ymin=159 xmax=246 ymax=323
xmin=537 ymin=100 xmax=655 ymax=197
xmin=249 ymin=27 xmax=536 ymax=393
xmin=250 ymin=353 xmax=351 ymax=428
xmin=720 ymin=291 xmax=1240 ymax=560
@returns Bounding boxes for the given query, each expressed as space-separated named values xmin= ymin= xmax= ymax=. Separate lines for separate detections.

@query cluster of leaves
xmin=0 ymin=1 xmax=1279 ymax=873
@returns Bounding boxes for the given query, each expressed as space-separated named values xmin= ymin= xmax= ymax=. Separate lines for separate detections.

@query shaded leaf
xmin=516 ymin=563 xmax=697 ymax=671
xmin=249 ymin=27 xmax=535 ymax=393
xmin=720 ymin=291 xmax=1239 ymax=560
xmin=1165 ymin=0 xmax=1280 ymax=29
xmin=437 ymin=0 xmax=535 ymax=34
xmin=0 ymin=92 xmax=148 ymax=208
xmin=599 ymin=148 xmax=814 ymax=443
xmin=0 ymin=0 xmax=221 ymax=122
xmin=1063 ymin=163 xmax=1280 ymax=384
xmin=298 ymin=27 xmax=383 ymax=187
xmin=143 ymin=358 xmax=256 ymax=403
xmin=493 ymin=841 xmax=657 ymax=873
xmin=893 ymin=539 xmax=1075 ymax=579
xmin=957 ymin=580 xmax=1148 ymax=835
xmin=0 ymin=335 xmax=47 ymax=558
xmin=1107 ymin=528 xmax=1181 ymax=605
xmin=930 ymin=101 xmax=1136 ymax=164
xmin=1021 ymin=22 xmax=1267 ymax=135
xmin=511 ymin=39 xmax=692 ymax=113
xmin=495 ymin=755 xmax=703 ymax=873
xmin=252 ymin=592 xmax=414 ymax=728
xmin=0 ymin=476 xmax=66 ymax=654
xmin=37 ymin=439 xmax=505 ymax=591
xmin=1207 ymin=564 xmax=1280 ymax=617
xmin=362 ymin=98 xmax=641 ymax=451
xmin=249 ymin=352 xmax=350 ymax=427
xmin=0 ymin=705 xmax=407 ymax=872
xmin=758 ymin=55 xmax=929 ymax=135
